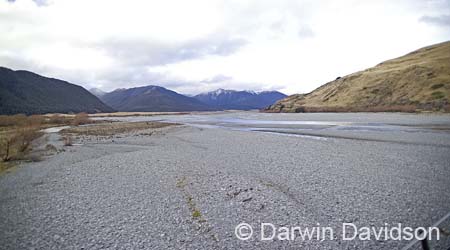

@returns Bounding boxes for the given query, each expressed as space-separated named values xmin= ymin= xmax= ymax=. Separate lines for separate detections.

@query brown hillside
xmin=267 ymin=41 xmax=450 ymax=112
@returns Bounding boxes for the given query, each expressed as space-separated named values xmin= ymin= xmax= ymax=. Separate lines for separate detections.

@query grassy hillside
xmin=267 ymin=41 xmax=450 ymax=112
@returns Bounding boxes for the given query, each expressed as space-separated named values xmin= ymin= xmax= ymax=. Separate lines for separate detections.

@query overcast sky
xmin=1 ymin=0 xmax=449 ymax=95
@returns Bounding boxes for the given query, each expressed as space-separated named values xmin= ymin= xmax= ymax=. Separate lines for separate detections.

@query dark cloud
xmin=419 ymin=15 xmax=450 ymax=27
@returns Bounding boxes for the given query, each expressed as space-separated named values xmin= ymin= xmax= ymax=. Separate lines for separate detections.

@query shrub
xmin=48 ymin=114 xmax=67 ymax=124
xmin=72 ymin=113 xmax=90 ymax=126
xmin=0 ymin=137 xmax=13 ymax=162
xmin=17 ymin=127 xmax=41 ymax=152
xmin=0 ymin=127 xmax=42 ymax=161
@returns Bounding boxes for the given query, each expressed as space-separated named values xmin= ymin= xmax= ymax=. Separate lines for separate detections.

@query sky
xmin=0 ymin=0 xmax=449 ymax=95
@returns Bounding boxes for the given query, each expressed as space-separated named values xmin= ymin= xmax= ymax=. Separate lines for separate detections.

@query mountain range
xmin=0 ymin=66 xmax=286 ymax=115
xmin=266 ymin=41 xmax=450 ymax=112
xmin=0 ymin=67 xmax=114 ymax=115
xmin=193 ymin=89 xmax=286 ymax=110
xmin=97 ymin=87 xmax=286 ymax=112
xmin=99 ymin=86 xmax=214 ymax=112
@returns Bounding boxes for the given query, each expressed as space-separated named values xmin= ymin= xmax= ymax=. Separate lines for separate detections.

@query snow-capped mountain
xmin=100 ymin=85 xmax=214 ymax=112
xmin=193 ymin=89 xmax=286 ymax=110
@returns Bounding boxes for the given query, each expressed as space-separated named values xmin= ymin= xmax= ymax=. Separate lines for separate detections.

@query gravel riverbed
xmin=1 ymin=113 xmax=450 ymax=249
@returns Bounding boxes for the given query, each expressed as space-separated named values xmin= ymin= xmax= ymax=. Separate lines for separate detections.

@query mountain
xmin=0 ymin=67 xmax=114 ymax=115
xmin=100 ymin=85 xmax=215 ymax=112
xmin=194 ymin=89 xmax=286 ymax=110
xmin=89 ymin=88 xmax=107 ymax=98
xmin=266 ymin=41 xmax=450 ymax=113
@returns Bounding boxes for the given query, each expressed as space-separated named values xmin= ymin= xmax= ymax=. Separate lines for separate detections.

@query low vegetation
xmin=0 ymin=113 xmax=94 ymax=172
xmin=176 ymin=177 xmax=206 ymax=221
xmin=1 ymin=127 xmax=43 ymax=161
xmin=61 ymin=121 xmax=175 ymax=136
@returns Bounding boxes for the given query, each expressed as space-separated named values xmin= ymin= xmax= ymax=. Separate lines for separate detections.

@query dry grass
xmin=0 ymin=161 xmax=15 ymax=173
xmin=72 ymin=112 xmax=91 ymax=126
xmin=0 ymin=114 xmax=28 ymax=127
xmin=267 ymin=41 xmax=450 ymax=113
xmin=61 ymin=121 xmax=175 ymax=136
xmin=0 ymin=114 xmax=48 ymax=163
xmin=46 ymin=114 xmax=70 ymax=125
xmin=0 ymin=113 xmax=95 ymax=171
xmin=0 ymin=113 xmax=96 ymax=128
xmin=0 ymin=126 xmax=43 ymax=162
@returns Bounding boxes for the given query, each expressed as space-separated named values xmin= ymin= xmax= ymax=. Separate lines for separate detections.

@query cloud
xmin=98 ymin=36 xmax=247 ymax=67
xmin=420 ymin=15 xmax=450 ymax=27
xmin=298 ymin=26 xmax=314 ymax=39
xmin=0 ymin=0 xmax=449 ymax=95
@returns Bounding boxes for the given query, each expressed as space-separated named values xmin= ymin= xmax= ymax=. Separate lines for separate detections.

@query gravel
xmin=1 ymin=113 xmax=450 ymax=249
